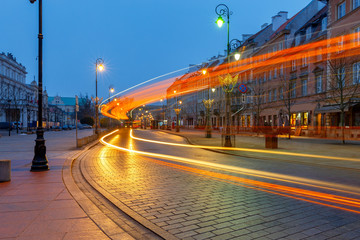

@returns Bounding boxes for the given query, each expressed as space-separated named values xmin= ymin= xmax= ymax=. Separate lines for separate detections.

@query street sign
xmin=238 ymin=84 xmax=248 ymax=93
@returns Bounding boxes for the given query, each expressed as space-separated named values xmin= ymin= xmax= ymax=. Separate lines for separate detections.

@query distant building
xmin=0 ymin=52 xmax=46 ymax=130
xmin=48 ymin=96 xmax=76 ymax=126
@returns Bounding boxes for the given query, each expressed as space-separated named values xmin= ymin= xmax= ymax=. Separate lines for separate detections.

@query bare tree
xmin=325 ymin=55 xmax=359 ymax=143
xmin=279 ymin=71 xmax=296 ymax=139
xmin=249 ymin=79 xmax=265 ymax=134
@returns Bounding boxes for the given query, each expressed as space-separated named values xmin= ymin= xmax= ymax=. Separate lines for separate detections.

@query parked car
xmin=81 ymin=124 xmax=92 ymax=129
xmin=62 ymin=125 xmax=70 ymax=130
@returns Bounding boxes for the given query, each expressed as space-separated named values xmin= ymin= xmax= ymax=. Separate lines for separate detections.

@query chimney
xmin=272 ymin=11 xmax=288 ymax=31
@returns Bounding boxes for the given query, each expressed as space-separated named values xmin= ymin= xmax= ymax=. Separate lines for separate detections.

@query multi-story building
xmin=0 ymin=52 xmax=46 ymax=130
xmin=323 ymin=0 xmax=360 ymax=138
xmin=48 ymin=96 xmax=76 ymax=126
xmin=162 ymin=0 xmax=359 ymax=140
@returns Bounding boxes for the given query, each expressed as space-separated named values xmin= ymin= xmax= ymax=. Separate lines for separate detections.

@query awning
xmin=315 ymin=102 xmax=360 ymax=113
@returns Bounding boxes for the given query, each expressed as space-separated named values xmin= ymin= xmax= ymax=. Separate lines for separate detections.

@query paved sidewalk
xmin=0 ymin=130 xmax=110 ymax=240
xmin=163 ymin=128 xmax=360 ymax=170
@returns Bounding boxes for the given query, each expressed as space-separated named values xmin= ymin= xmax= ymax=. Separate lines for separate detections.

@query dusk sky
xmin=1 ymin=0 xmax=311 ymax=101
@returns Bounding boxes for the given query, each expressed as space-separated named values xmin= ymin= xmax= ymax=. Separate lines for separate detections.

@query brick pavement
xmin=0 ymin=129 xmax=112 ymax=239
xmin=165 ymin=128 xmax=360 ymax=170
xmin=79 ymin=129 xmax=360 ymax=240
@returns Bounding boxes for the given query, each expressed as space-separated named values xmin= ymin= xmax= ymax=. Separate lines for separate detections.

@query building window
xmin=354 ymin=0 xmax=360 ymax=10
xmin=353 ymin=62 xmax=360 ymax=84
xmin=316 ymin=48 xmax=323 ymax=61
xmin=306 ymin=27 xmax=312 ymax=40
xmin=268 ymin=90 xmax=272 ymax=102
xmin=279 ymin=42 xmax=283 ymax=51
xmin=273 ymin=89 xmax=277 ymax=101
xmin=264 ymin=72 xmax=266 ymax=82
xmin=274 ymin=67 xmax=277 ymax=78
xmin=295 ymin=34 xmax=300 ymax=46
xmin=316 ymin=75 xmax=323 ymax=93
xmin=269 ymin=70 xmax=272 ymax=80
xmin=291 ymin=81 xmax=296 ymax=98
xmin=354 ymin=26 xmax=360 ymax=46
xmin=321 ymin=17 xmax=327 ymax=32
xmin=337 ymin=67 xmax=346 ymax=87
xmin=280 ymin=64 xmax=284 ymax=76
xmin=301 ymin=78 xmax=308 ymax=96
xmin=337 ymin=35 xmax=344 ymax=53
xmin=292 ymin=60 xmax=296 ymax=71
xmin=302 ymin=55 xmax=308 ymax=67
xmin=338 ymin=2 xmax=346 ymax=19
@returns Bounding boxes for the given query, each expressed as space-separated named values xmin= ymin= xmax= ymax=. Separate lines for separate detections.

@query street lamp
xmin=201 ymin=69 xmax=214 ymax=138
xmin=95 ymin=58 xmax=104 ymax=134
xmin=30 ymin=0 xmax=49 ymax=171
xmin=173 ymin=90 xmax=181 ymax=132
xmin=215 ymin=3 xmax=239 ymax=147
xmin=108 ymin=87 xmax=114 ymax=127
xmin=230 ymin=39 xmax=242 ymax=61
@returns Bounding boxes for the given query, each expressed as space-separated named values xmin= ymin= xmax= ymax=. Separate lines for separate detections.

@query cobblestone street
xmin=73 ymin=129 xmax=360 ymax=240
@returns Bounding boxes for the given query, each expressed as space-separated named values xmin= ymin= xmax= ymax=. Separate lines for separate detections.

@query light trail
xmin=130 ymin=129 xmax=360 ymax=163
xmin=101 ymin=32 xmax=360 ymax=120
xmin=99 ymin=130 xmax=360 ymax=214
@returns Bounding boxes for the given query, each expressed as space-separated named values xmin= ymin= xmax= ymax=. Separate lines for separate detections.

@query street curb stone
xmin=62 ymin=141 xmax=135 ymax=240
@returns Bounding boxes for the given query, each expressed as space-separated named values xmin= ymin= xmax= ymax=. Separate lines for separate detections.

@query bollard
xmin=0 ymin=160 xmax=11 ymax=182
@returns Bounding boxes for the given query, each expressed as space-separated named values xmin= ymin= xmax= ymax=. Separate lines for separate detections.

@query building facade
xmin=0 ymin=52 xmax=47 ymax=130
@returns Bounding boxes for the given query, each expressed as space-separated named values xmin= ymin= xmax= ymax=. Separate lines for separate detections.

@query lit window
xmin=353 ymin=62 xmax=360 ymax=84
xmin=338 ymin=2 xmax=346 ymax=19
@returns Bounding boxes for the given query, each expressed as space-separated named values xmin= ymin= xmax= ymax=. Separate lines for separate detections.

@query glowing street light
xmin=95 ymin=58 xmax=104 ymax=135
xmin=216 ymin=15 xmax=225 ymax=28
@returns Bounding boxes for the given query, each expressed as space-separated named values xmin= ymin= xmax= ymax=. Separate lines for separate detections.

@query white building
xmin=0 ymin=52 xmax=46 ymax=130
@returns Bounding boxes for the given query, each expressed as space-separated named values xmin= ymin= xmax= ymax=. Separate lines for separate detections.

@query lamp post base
xmin=205 ymin=129 xmax=212 ymax=138
xmin=224 ymin=135 xmax=232 ymax=147
xmin=31 ymin=128 xmax=49 ymax=171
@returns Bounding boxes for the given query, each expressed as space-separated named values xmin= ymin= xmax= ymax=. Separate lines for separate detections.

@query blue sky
xmin=1 ymin=0 xmax=311 ymax=100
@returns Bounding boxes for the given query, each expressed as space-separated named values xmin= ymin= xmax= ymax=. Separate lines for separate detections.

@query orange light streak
xmin=100 ymin=130 xmax=360 ymax=214
xmin=130 ymin=129 xmax=360 ymax=163
xmin=101 ymin=32 xmax=360 ymax=120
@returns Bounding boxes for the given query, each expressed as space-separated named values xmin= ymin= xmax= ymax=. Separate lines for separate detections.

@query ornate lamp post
xmin=215 ymin=4 xmax=241 ymax=147
xmin=230 ymin=39 xmax=242 ymax=61
xmin=201 ymin=69 xmax=214 ymax=138
xmin=30 ymin=0 xmax=48 ymax=171
xmin=219 ymin=74 xmax=238 ymax=147
xmin=95 ymin=58 xmax=104 ymax=134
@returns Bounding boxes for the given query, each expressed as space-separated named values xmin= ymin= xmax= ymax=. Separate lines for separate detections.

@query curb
xmin=62 ymin=140 xmax=135 ymax=240
xmin=79 ymin=146 xmax=178 ymax=240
